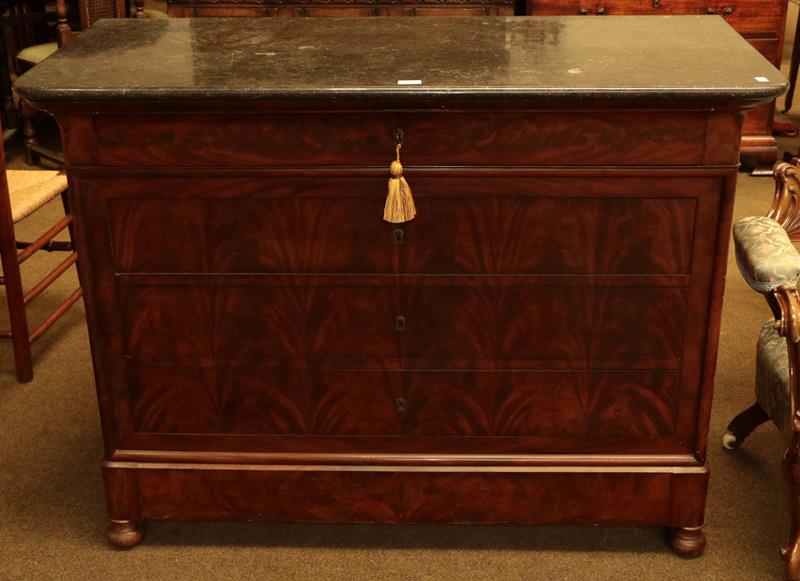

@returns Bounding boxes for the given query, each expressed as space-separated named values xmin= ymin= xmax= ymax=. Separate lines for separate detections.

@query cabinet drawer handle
xmin=596 ymin=6 xmax=606 ymax=14
xmin=578 ymin=7 xmax=589 ymax=14
xmin=652 ymin=0 xmax=661 ymax=8
xmin=393 ymin=228 xmax=405 ymax=245
xmin=396 ymin=316 xmax=406 ymax=331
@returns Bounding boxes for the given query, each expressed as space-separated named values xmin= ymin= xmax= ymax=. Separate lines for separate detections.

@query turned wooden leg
xmin=669 ymin=525 xmax=707 ymax=558
xmin=782 ymin=447 xmax=800 ymax=580
xmin=21 ymin=102 xmax=40 ymax=166
xmin=102 ymin=463 xmax=144 ymax=548
xmin=0 ymin=204 xmax=32 ymax=383
xmin=722 ymin=401 xmax=769 ymax=450
xmin=108 ymin=519 xmax=144 ymax=548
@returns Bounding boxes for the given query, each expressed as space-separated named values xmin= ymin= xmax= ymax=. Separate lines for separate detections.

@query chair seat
xmin=757 ymin=319 xmax=794 ymax=436
xmin=142 ymin=8 xmax=168 ymax=19
xmin=8 ymin=170 xmax=68 ymax=222
xmin=17 ymin=42 xmax=58 ymax=67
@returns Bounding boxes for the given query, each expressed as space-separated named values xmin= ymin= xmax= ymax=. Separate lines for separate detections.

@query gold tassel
xmin=383 ymin=143 xmax=416 ymax=223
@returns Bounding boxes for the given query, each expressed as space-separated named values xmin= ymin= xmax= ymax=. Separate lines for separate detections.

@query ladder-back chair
xmin=0 ymin=123 xmax=81 ymax=382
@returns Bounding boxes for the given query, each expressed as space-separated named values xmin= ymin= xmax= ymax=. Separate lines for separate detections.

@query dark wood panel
xmin=291 ymin=5 xmax=378 ymax=15
xmin=109 ymin=186 xmax=696 ymax=275
xmin=130 ymin=367 xmax=680 ymax=440
xmin=125 ymin=432 xmax=694 ymax=457
xmin=195 ymin=5 xmax=267 ymax=15
xmin=92 ymin=111 xmax=712 ymax=167
xmin=121 ymin=282 xmax=687 ymax=369
xmin=403 ymin=5 xmax=500 ymax=14
xmin=134 ymin=466 xmax=680 ymax=525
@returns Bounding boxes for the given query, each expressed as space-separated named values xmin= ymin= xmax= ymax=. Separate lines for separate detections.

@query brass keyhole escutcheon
xmin=396 ymin=316 xmax=406 ymax=331
xmin=395 ymin=398 xmax=407 ymax=412
xmin=393 ymin=228 xmax=405 ymax=245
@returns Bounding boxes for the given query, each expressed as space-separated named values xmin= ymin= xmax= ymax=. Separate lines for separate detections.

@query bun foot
xmin=108 ymin=519 xmax=143 ymax=548
xmin=669 ymin=526 xmax=706 ymax=558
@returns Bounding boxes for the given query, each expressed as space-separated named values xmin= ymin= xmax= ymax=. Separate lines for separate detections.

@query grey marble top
xmin=15 ymin=15 xmax=787 ymax=103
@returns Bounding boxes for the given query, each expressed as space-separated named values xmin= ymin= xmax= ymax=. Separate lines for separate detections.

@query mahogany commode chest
xmin=15 ymin=16 xmax=785 ymax=553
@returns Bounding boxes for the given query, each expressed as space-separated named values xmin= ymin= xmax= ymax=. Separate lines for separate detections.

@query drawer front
xmin=129 ymin=367 xmax=679 ymax=440
xmin=121 ymin=282 xmax=687 ymax=370
xmin=88 ymin=111 xmax=717 ymax=168
xmin=402 ymin=6 xmax=504 ymax=15
xmin=104 ymin=176 xmax=702 ymax=276
xmin=195 ymin=5 xmax=268 ymax=15
xmin=528 ymin=0 xmax=782 ymax=34
xmin=291 ymin=6 xmax=379 ymax=15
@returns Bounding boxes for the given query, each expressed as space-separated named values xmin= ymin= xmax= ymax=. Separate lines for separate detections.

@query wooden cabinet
xmin=527 ymin=1 xmax=789 ymax=168
xmin=14 ymin=16 xmax=785 ymax=552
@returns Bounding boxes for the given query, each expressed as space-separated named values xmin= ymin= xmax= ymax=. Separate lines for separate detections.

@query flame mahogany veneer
xmin=13 ymin=16 xmax=787 ymax=555
xmin=72 ymin=109 xmax=733 ymax=554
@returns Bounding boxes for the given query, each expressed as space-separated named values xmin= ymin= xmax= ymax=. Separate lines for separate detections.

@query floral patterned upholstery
xmin=734 ymin=216 xmax=800 ymax=292
xmin=757 ymin=320 xmax=793 ymax=437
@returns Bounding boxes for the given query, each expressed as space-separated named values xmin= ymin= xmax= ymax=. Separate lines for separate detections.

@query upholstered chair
xmin=724 ymin=157 xmax=800 ymax=581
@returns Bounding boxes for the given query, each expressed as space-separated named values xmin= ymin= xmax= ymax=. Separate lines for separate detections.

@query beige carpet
xmin=0 ymin=133 xmax=796 ymax=580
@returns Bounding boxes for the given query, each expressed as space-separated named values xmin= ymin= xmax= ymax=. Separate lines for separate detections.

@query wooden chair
xmin=0 ymin=124 xmax=81 ymax=382
xmin=0 ymin=0 xmax=76 ymax=165
xmin=723 ymin=157 xmax=800 ymax=580
xmin=12 ymin=0 xmax=148 ymax=165
xmin=0 ymin=0 xmax=70 ymax=132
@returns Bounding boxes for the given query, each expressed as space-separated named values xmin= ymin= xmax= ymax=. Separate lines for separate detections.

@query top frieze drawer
xmin=75 ymin=110 xmax=740 ymax=168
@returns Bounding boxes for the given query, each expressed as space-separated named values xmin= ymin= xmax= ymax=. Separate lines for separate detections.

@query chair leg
xmin=783 ymin=445 xmax=800 ymax=581
xmin=21 ymin=102 xmax=41 ymax=167
xmin=722 ymin=401 xmax=770 ymax=449
xmin=59 ymin=190 xmax=75 ymax=248
xmin=0 ymin=231 xmax=31 ymax=382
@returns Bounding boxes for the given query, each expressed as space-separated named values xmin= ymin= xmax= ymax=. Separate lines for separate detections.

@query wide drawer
xmin=121 ymin=280 xmax=687 ymax=370
xmin=84 ymin=110 xmax=727 ymax=167
xmin=103 ymin=175 xmax=703 ymax=276
xmin=129 ymin=367 xmax=680 ymax=440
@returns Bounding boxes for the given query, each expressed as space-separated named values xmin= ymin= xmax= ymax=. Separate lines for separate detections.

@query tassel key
xmin=383 ymin=144 xmax=416 ymax=224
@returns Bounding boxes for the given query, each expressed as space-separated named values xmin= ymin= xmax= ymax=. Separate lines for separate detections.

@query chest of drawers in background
xmin=15 ymin=17 xmax=786 ymax=550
